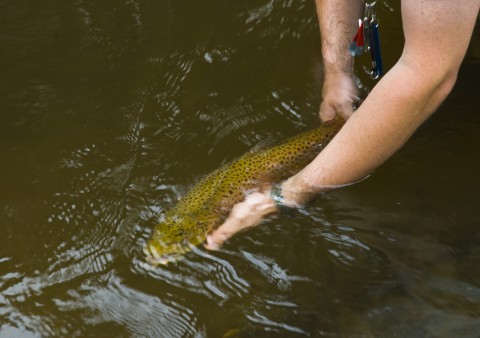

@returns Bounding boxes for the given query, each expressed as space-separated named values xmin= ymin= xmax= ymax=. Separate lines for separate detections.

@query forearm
xmin=315 ymin=0 xmax=363 ymax=75
xmin=283 ymin=59 xmax=456 ymax=203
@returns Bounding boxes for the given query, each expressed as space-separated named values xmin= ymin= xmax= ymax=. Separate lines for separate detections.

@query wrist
xmin=322 ymin=52 xmax=354 ymax=76
xmin=323 ymin=66 xmax=354 ymax=79
xmin=277 ymin=177 xmax=319 ymax=207
xmin=269 ymin=183 xmax=299 ymax=214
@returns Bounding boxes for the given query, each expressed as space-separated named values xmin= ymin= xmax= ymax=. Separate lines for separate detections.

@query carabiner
xmin=369 ymin=18 xmax=383 ymax=79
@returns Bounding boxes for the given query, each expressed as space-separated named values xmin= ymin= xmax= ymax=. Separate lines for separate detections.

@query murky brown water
xmin=1 ymin=1 xmax=479 ymax=337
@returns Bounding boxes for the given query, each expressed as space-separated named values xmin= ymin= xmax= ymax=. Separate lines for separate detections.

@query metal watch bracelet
xmin=269 ymin=182 xmax=297 ymax=215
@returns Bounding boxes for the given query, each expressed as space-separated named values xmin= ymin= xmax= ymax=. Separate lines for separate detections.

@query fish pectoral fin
xmin=248 ymin=135 xmax=278 ymax=154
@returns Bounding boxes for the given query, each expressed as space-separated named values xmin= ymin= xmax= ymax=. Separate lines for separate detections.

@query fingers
xmin=319 ymin=101 xmax=337 ymax=122
xmin=205 ymin=202 xmax=255 ymax=250
xmin=205 ymin=220 xmax=239 ymax=250
xmin=319 ymin=99 xmax=355 ymax=122
xmin=205 ymin=192 xmax=276 ymax=250
xmin=319 ymin=72 xmax=360 ymax=122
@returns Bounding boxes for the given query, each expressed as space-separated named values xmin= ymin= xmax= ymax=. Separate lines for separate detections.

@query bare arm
xmin=316 ymin=0 xmax=363 ymax=121
xmin=206 ymin=0 xmax=480 ymax=249
xmin=317 ymin=0 xmax=361 ymax=74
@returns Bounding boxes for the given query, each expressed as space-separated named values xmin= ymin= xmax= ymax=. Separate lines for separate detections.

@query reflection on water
xmin=1 ymin=0 xmax=479 ymax=336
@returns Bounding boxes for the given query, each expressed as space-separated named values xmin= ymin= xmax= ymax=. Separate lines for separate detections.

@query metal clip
xmin=363 ymin=1 xmax=376 ymax=53
xmin=369 ymin=17 xmax=383 ymax=79
xmin=349 ymin=1 xmax=383 ymax=80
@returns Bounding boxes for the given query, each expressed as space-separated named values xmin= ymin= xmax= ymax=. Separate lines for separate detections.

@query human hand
xmin=205 ymin=192 xmax=276 ymax=250
xmin=319 ymin=72 xmax=360 ymax=122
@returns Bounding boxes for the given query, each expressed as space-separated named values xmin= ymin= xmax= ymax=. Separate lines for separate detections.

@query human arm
xmin=317 ymin=0 xmax=363 ymax=121
xmin=206 ymin=0 xmax=480 ymax=249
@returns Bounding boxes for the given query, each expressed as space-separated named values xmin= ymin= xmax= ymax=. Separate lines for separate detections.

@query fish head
xmin=144 ymin=214 xmax=201 ymax=266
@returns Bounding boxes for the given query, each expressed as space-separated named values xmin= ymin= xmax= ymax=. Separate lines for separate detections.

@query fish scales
xmin=145 ymin=117 xmax=344 ymax=265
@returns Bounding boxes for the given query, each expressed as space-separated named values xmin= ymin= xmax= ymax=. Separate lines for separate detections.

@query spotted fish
xmin=145 ymin=117 xmax=344 ymax=265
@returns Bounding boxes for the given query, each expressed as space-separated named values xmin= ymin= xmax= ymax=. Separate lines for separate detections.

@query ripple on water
xmin=55 ymin=276 xmax=198 ymax=337
xmin=133 ymin=246 xmax=251 ymax=303
xmin=240 ymin=0 xmax=316 ymax=44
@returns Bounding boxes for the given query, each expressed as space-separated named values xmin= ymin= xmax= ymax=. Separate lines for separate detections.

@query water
xmin=1 ymin=1 xmax=479 ymax=337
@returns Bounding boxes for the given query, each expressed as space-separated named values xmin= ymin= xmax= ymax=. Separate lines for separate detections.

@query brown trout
xmin=145 ymin=117 xmax=344 ymax=265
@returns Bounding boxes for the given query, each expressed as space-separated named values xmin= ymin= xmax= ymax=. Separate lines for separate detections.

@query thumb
xmin=205 ymin=233 xmax=227 ymax=251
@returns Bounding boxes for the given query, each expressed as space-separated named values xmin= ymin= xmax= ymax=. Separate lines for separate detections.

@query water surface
xmin=1 ymin=1 xmax=479 ymax=337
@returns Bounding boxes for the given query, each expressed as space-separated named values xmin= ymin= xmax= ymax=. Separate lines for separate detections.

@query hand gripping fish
xmin=145 ymin=117 xmax=344 ymax=265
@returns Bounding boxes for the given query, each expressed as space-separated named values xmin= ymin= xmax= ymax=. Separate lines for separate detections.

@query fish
xmin=144 ymin=116 xmax=344 ymax=265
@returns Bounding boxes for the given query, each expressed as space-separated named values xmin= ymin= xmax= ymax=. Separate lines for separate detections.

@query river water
xmin=1 ymin=1 xmax=479 ymax=337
